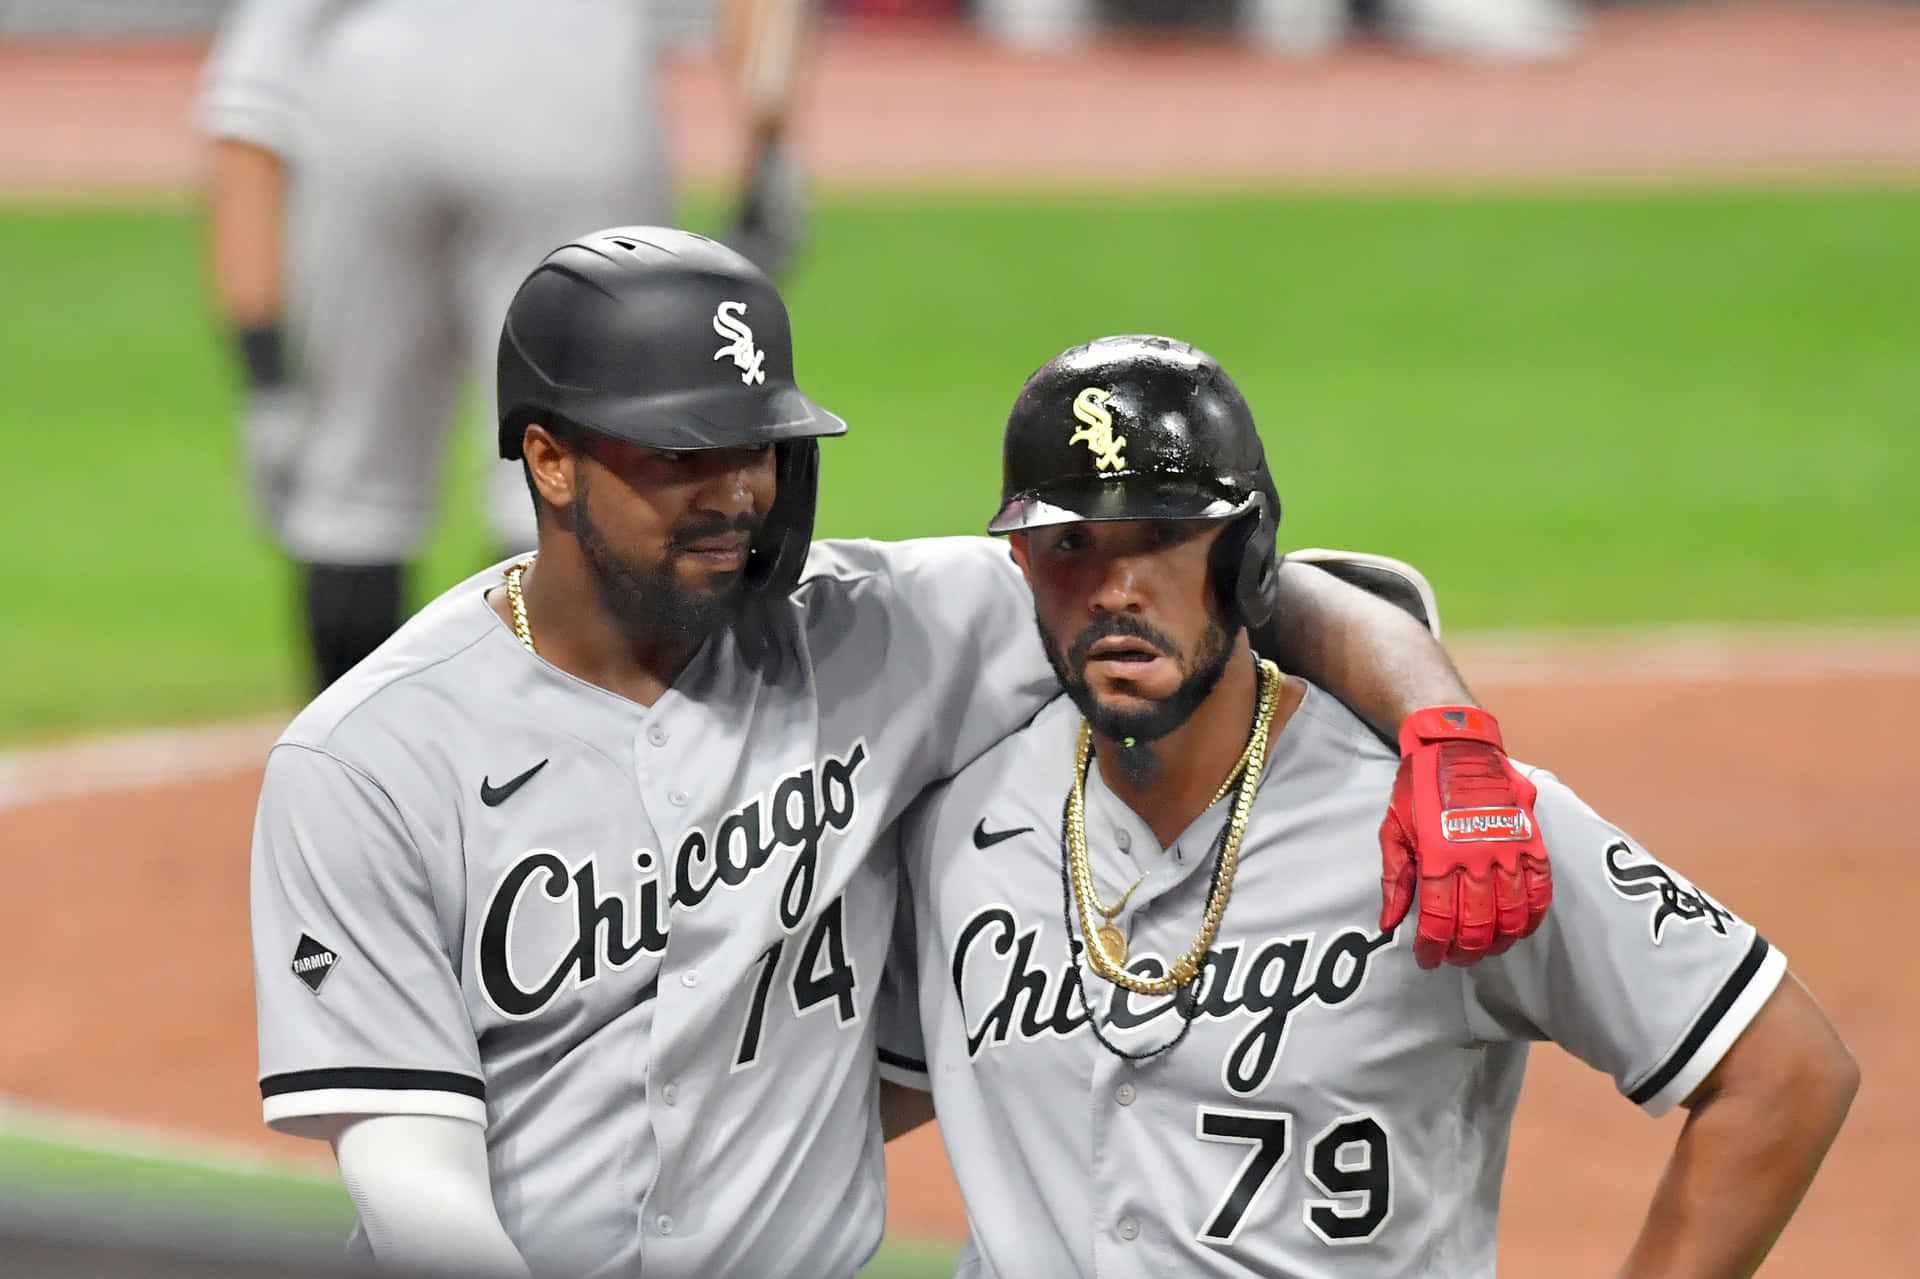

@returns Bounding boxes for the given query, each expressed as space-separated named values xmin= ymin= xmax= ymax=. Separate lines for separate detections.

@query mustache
xmin=1065 ymin=613 xmax=1184 ymax=670
xmin=669 ymin=512 xmax=761 ymax=551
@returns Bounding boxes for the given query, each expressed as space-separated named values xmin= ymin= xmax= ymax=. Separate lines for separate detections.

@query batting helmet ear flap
xmin=747 ymin=438 xmax=820 ymax=599
xmin=1209 ymin=483 xmax=1282 ymax=630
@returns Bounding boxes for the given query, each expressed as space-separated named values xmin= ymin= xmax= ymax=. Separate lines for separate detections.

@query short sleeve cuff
xmin=1628 ymin=937 xmax=1786 ymax=1117
xmin=198 ymin=90 xmax=297 ymax=152
xmin=261 ymin=1068 xmax=487 ymax=1132
xmin=877 ymin=1046 xmax=930 ymax=1093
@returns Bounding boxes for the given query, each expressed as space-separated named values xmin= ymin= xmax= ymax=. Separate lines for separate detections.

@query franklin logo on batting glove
xmin=1443 ymin=807 xmax=1534 ymax=841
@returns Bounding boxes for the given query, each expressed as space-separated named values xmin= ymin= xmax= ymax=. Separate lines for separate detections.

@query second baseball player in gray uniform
xmin=201 ymin=0 xmax=810 ymax=691
xmin=251 ymin=234 xmax=1563 ymax=1277
xmin=877 ymin=336 xmax=1856 ymax=1278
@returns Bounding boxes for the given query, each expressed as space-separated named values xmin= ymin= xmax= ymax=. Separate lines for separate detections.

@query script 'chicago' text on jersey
xmin=953 ymin=904 xmax=1396 ymax=1095
xmin=479 ymin=742 xmax=869 ymax=1018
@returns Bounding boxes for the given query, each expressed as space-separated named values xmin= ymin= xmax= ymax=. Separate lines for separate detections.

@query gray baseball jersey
xmin=878 ymin=681 xmax=1786 ymax=1279
xmin=200 ymin=0 xmax=672 ymax=560
xmin=251 ymin=537 xmax=1055 ymax=1279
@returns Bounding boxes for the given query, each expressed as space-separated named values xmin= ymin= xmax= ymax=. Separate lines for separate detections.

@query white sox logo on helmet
xmin=713 ymin=300 xmax=767 ymax=386
xmin=1069 ymin=387 xmax=1126 ymax=472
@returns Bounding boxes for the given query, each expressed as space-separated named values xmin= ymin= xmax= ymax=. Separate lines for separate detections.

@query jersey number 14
xmin=733 ymin=895 xmax=860 ymax=1070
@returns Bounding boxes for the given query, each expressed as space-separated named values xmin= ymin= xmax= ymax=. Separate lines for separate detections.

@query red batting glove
xmin=1379 ymin=706 xmax=1553 ymax=969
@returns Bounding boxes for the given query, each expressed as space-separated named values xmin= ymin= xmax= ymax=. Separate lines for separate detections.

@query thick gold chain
xmin=1079 ymin=677 xmax=1269 ymax=925
xmin=504 ymin=560 xmax=536 ymax=655
xmin=1067 ymin=658 xmax=1281 ymax=997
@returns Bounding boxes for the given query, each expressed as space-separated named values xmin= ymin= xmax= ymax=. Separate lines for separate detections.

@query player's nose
xmin=691 ymin=449 xmax=768 ymax=519
xmin=1087 ymin=555 xmax=1147 ymax=616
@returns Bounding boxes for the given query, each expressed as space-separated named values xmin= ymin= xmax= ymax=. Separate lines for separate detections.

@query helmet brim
xmin=987 ymin=477 xmax=1254 ymax=536
xmin=544 ymin=382 xmax=847 ymax=454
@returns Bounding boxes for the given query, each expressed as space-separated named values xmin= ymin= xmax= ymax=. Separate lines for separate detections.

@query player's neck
xmin=1091 ymin=637 xmax=1289 ymax=848
xmin=495 ymin=545 xmax=703 ymax=707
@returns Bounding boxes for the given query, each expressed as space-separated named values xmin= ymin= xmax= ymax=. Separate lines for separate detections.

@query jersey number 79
xmin=1195 ymin=1107 xmax=1393 ymax=1248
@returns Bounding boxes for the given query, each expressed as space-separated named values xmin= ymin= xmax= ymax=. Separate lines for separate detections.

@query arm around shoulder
xmin=1256 ymin=553 xmax=1470 ymax=738
xmin=1260 ymin=552 xmax=1552 ymax=966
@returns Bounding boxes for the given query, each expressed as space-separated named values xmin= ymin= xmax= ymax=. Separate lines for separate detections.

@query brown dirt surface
xmin=3 ymin=657 xmax=1914 ymax=1273
xmin=3 ymin=3 xmax=1919 ymax=195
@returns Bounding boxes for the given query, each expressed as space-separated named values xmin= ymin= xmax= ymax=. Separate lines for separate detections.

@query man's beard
xmin=1039 ymin=610 xmax=1238 ymax=749
xmin=573 ymin=478 xmax=756 ymax=643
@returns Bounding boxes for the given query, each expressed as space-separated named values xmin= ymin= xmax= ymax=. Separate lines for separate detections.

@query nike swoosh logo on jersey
xmin=481 ymin=759 xmax=549 ymax=807
xmin=972 ymin=819 xmax=1033 ymax=849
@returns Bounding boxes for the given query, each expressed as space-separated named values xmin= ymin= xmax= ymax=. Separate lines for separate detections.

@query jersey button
xmin=668 ymin=789 xmax=689 ymax=807
xmin=656 ymin=1214 xmax=675 ymax=1236
xmin=648 ymin=725 xmax=669 ymax=747
xmin=681 ymin=970 xmax=701 ymax=988
xmin=1114 ymin=1082 xmax=1136 ymax=1107
xmin=1117 ymin=1216 xmax=1139 ymax=1242
xmin=661 ymin=1083 xmax=679 ymax=1106
xmin=1115 ymin=828 xmax=1132 ymax=852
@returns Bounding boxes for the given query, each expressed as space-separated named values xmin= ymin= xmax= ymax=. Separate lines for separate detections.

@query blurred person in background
xmin=977 ymin=0 xmax=1581 ymax=62
xmin=200 ymin=0 xmax=814 ymax=693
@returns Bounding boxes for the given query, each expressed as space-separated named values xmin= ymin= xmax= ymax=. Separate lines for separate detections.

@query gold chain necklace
xmin=504 ymin=560 xmax=536 ymax=654
xmin=1079 ymin=678 xmax=1271 ymax=963
xmin=1086 ymin=871 xmax=1149 ymax=966
xmin=1066 ymin=657 xmax=1281 ymax=996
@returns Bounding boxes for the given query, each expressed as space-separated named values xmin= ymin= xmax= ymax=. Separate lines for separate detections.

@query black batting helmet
xmin=989 ymin=335 xmax=1283 ymax=628
xmin=497 ymin=226 xmax=846 ymax=598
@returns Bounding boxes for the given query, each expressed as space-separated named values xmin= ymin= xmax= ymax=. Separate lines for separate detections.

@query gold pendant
xmin=1096 ymin=924 xmax=1128 ymax=966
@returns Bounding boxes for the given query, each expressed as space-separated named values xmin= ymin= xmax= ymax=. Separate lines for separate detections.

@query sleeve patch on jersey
xmin=1603 ymin=842 xmax=1735 ymax=944
xmin=290 ymin=933 xmax=342 ymax=993
xmin=1627 ymin=933 xmax=1771 ymax=1107
xmin=260 ymin=1068 xmax=486 ymax=1100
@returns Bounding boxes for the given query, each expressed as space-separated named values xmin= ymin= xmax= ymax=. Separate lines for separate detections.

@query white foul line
xmin=0 ymin=714 xmax=288 ymax=812
xmin=0 ymin=626 xmax=1915 ymax=812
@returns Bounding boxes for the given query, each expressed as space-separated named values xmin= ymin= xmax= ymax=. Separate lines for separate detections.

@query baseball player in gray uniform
xmin=251 ymin=230 xmax=1559 ymax=1277
xmin=877 ymin=336 xmax=1858 ymax=1279
xmin=201 ymin=0 xmax=811 ymax=692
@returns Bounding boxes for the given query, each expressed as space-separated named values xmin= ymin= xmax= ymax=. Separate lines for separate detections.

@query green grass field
xmin=3 ymin=187 xmax=1916 ymax=742
xmin=0 ymin=1124 xmax=956 ymax=1277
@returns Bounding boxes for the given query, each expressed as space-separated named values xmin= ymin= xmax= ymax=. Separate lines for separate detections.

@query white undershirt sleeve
xmin=331 ymin=1114 xmax=532 ymax=1278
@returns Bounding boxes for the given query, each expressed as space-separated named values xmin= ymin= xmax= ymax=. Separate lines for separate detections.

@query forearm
xmin=205 ymin=136 xmax=286 ymax=328
xmin=880 ymin=1080 xmax=936 ymax=1141
xmin=1619 ymin=981 xmax=1857 ymax=1278
xmin=724 ymin=0 xmax=813 ymax=138
xmin=1256 ymin=559 xmax=1475 ymax=739
xmin=332 ymin=1115 xmax=532 ymax=1277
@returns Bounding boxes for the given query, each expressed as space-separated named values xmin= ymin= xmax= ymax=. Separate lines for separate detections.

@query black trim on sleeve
xmin=877 ymin=1047 xmax=927 ymax=1073
xmin=260 ymin=1068 xmax=486 ymax=1100
xmin=1627 ymin=934 xmax=1771 ymax=1106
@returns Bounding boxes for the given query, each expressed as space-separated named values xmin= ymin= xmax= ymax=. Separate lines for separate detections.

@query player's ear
xmin=1006 ymin=533 xmax=1034 ymax=584
xmin=523 ymin=421 xmax=580 ymax=513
